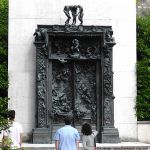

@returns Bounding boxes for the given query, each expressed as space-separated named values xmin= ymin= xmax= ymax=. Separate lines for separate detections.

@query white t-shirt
xmin=4 ymin=121 xmax=23 ymax=149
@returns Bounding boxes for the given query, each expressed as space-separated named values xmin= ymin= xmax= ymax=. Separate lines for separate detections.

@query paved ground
xmin=22 ymin=142 xmax=150 ymax=150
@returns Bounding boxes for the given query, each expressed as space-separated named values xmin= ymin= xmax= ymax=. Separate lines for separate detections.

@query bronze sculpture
xmin=64 ymin=5 xmax=83 ymax=25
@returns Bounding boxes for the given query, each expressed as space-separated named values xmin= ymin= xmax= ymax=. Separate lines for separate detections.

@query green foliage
xmin=0 ymin=0 xmax=8 ymax=37
xmin=0 ymin=64 xmax=8 ymax=89
xmin=0 ymin=0 xmax=8 ymax=131
xmin=136 ymin=16 xmax=150 ymax=120
xmin=0 ymin=97 xmax=9 ymax=131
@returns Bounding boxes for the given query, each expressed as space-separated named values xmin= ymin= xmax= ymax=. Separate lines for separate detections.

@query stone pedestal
xmin=101 ymin=127 xmax=120 ymax=143
xmin=32 ymin=128 xmax=51 ymax=144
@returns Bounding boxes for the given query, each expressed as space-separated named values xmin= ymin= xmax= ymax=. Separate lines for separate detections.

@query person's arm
xmin=76 ymin=140 xmax=80 ymax=150
xmin=92 ymin=130 xmax=98 ymax=149
xmin=75 ymin=130 xmax=80 ymax=150
xmin=92 ymin=130 xmax=98 ymax=136
xmin=55 ymin=140 xmax=59 ymax=150
xmin=53 ymin=130 xmax=60 ymax=150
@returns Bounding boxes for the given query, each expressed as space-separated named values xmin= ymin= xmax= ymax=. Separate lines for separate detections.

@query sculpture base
xmin=101 ymin=127 xmax=120 ymax=143
xmin=32 ymin=128 xmax=51 ymax=144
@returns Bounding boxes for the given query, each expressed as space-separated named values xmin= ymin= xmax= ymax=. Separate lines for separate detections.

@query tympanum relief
xmin=51 ymin=37 xmax=101 ymax=60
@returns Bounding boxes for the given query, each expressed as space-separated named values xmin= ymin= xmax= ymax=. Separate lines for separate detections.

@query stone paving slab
xmin=21 ymin=142 xmax=150 ymax=150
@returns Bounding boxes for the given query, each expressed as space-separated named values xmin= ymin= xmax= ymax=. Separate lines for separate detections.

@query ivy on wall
xmin=0 ymin=0 xmax=9 ymax=131
xmin=136 ymin=15 xmax=150 ymax=120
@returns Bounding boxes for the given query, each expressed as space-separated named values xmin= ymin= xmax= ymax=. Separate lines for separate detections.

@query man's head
xmin=8 ymin=110 xmax=15 ymax=121
xmin=64 ymin=116 xmax=72 ymax=125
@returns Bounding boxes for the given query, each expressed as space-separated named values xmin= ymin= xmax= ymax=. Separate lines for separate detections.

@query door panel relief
xmin=74 ymin=62 xmax=96 ymax=123
xmin=52 ymin=62 xmax=72 ymax=123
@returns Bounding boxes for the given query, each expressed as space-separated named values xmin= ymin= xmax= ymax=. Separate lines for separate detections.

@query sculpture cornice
xmin=36 ymin=25 xmax=112 ymax=33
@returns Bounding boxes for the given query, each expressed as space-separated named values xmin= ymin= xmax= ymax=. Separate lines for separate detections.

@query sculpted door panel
xmin=74 ymin=61 xmax=96 ymax=123
xmin=52 ymin=62 xmax=73 ymax=123
xmin=51 ymin=61 xmax=97 ymax=123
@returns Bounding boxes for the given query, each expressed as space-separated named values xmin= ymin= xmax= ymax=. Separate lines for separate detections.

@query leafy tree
xmin=0 ymin=0 xmax=9 ymax=131
xmin=136 ymin=15 xmax=150 ymax=120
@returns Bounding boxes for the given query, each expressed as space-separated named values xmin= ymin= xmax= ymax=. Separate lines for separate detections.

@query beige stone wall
xmin=138 ymin=121 xmax=150 ymax=143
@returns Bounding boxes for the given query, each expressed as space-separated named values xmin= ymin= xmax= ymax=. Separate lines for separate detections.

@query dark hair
xmin=64 ymin=116 xmax=72 ymax=125
xmin=8 ymin=110 xmax=15 ymax=121
xmin=81 ymin=123 xmax=92 ymax=135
